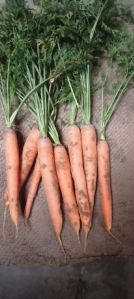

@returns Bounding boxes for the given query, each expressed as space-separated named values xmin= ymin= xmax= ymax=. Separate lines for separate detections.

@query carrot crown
xmin=49 ymin=105 xmax=60 ymax=145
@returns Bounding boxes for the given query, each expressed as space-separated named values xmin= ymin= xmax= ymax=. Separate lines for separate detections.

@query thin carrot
xmin=54 ymin=144 xmax=80 ymax=239
xmin=20 ymin=127 xmax=40 ymax=187
xmin=24 ymin=156 xmax=41 ymax=219
xmin=66 ymin=124 xmax=91 ymax=240
xmin=38 ymin=137 xmax=63 ymax=242
xmin=4 ymin=129 xmax=20 ymax=231
xmin=97 ymin=140 xmax=112 ymax=231
xmin=98 ymin=73 xmax=134 ymax=232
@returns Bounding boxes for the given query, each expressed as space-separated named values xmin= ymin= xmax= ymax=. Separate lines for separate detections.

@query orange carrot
xmin=24 ymin=156 xmax=41 ymax=219
xmin=66 ymin=124 xmax=91 ymax=238
xmin=38 ymin=137 xmax=63 ymax=244
xmin=4 ymin=129 xmax=20 ymax=230
xmin=81 ymin=124 xmax=97 ymax=212
xmin=54 ymin=144 xmax=80 ymax=238
xmin=20 ymin=127 xmax=40 ymax=187
xmin=97 ymin=140 xmax=112 ymax=231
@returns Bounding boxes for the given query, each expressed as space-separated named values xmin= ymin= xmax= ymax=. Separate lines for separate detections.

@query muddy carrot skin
xmin=4 ymin=129 xmax=20 ymax=229
xmin=81 ymin=124 xmax=97 ymax=213
xmin=24 ymin=157 xmax=41 ymax=219
xmin=38 ymin=137 xmax=63 ymax=239
xmin=97 ymin=140 xmax=112 ymax=231
xmin=54 ymin=144 xmax=80 ymax=236
xmin=20 ymin=127 xmax=40 ymax=187
xmin=66 ymin=124 xmax=92 ymax=237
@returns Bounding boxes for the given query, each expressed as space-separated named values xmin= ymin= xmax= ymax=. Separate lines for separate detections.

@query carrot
xmin=4 ymin=129 xmax=20 ymax=231
xmin=20 ymin=127 xmax=40 ymax=187
xmin=97 ymin=140 xmax=112 ymax=231
xmin=66 ymin=124 xmax=91 ymax=239
xmin=81 ymin=124 xmax=97 ymax=211
xmin=24 ymin=156 xmax=41 ymax=219
xmin=38 ymin=137 xmax=63 ymax=247
xmin=54 ymin=144 xmax=80 ymax=239
xmin=98 ymin=77 xmax=134 ymax=233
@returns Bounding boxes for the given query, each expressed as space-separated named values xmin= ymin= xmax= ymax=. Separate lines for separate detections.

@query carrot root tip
xmin=3 ymin=206 xmax=8 ymax=240
xmin=57 ymin=236 xmax=66 ymax=257
xmin=15 ymin=224 xmax=19 ymax=239
xmin=83 ymin=227 xmax=89 ymax=253
xmin=77 ymin=231 xmax=81 ymax=247
xmin=84 ymin=233 xmax=88 ymax=253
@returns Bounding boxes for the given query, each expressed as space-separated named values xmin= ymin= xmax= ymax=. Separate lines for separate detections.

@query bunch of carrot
xmin=0 ymin=0 xmax=134 ymax=255
xmin=1 ymin=56 xmax=132 ymax=255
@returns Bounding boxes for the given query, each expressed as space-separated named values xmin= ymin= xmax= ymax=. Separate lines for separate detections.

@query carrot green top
xmin=0 ymin=60 xmax=49 ymax=128
xmin=100 ymin=71 xmax=134 ymax=141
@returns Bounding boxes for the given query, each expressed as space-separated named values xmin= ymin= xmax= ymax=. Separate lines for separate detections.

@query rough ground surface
xmin=0 ymin=257 xmax=134 ymax=299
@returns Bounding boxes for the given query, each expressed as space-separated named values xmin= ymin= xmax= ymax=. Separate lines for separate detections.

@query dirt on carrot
xmin=81 ymin=124 xmax=97 ymax=213
xmin=4 ymin=128 xmax=20 ymax=231
xmin=54 ymin=144 xmax=80 ymax=239
xmin=66 ymin=124 xmax=92 ymax=239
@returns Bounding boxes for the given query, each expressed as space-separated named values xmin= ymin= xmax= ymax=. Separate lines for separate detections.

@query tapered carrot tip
xmin=3 ymin=206 xmax=7 ymax=240
xmin=108 ymin=230 xmax=122 ymax=245
xmin=15 ymin=224 xmax=19 ymax=239
xmin=84 ymin=231 xmax=88 ymax=253
xmin=77 ymin=231 xmax=81 ymax=247
xmin=83 ymin=225 xmax=90 ymax=253
xmin=24 ymin=219 xmax=31 ymax=229
xmin=57 ymin=236 xmax=66 ymax=257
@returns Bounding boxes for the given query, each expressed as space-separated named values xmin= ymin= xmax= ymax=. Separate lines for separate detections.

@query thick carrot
xmin=54 ymin=144 xmax=80 ymax=237
xmin=81 ymin=124 xmax=97 ymax=212
xmin=38 ymin=137 xmax=63 ymax=242
xmin=20 ymin=127 xmax=40 ymax=187
xmin=66 ymin=124 xmax=91 ymax=238
xmin=4 ymin=129 xmax=20 ymax=230
xmin=97 ymin=140 xmax=112 ymax=231
xmin=24 ymin=156 xmax=41 ymax=219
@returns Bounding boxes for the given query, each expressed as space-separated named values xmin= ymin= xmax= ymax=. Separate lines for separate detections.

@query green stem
xmin=100 ymin=86 xmax=106 ymax=140
xmin=70 ymin=101 xmax=78 ymax=125
xmin=103 ymin=71 xmax=134 ymax=131
xmin=81 ymin=64 xmax=91 ymax=125
xmin=49 ymin=118 xmax=60 ymax=145
xmin=104 ymin=72 xmax=128 ymax=121
xmin=9 ymin=75 xmax=50 ymax=127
